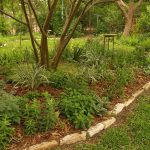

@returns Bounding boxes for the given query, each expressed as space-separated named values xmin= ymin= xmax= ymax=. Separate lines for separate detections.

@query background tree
xmin=116 ymin=0 xmax=143 ymax=36
xmin=136 ymin=3 xmax=150 ymax=33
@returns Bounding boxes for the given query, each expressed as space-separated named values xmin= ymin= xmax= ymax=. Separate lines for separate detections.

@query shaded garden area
xmin=0 ymin=0 xmax=150 ymax=149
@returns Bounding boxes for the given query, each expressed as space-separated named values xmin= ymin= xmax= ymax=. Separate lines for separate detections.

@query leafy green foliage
xmin=25 ymin=91 xmax=41 ymax=100
xmin=107 ymin=67 xmax=134 ymax=100
xmin=59 ymin=89 xmax=107 ymax=129
xmin=48 ymin=70 xmax=68 ymax=88
xmin=0 ymin=115 xmax=14 ymax=150
xmin=136 ymin=5 xmax=150 ymax=33
xmin=72 ymin=46 xmax=85 ymax=62
xmin=0 ymin=91 xmax=20 ymax=124
xmin=39 ymin=95 xmax=59 ymax=132
xmin=120 ymin=35 xmax=139 ymax=46
xmin=48 ymin=70 xmax=88 ymax=90
xmin=23 ymin=99 xmax=40 ymax=135
xmin=139 ymin=39 xmax=150 ymax=51
xmin=19 ymin=93 xmax=58 ymax=135
xmin=24 ymin=118 xmax=37 ymax=135
xmin=143 ymin=65 xmax=150 ymax=75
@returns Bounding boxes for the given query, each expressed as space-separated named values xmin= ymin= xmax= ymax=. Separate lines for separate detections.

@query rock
xmin=124 ymin=97 xmax=135 ymax=107
xmin=29 ymin=140 xmax=58 ymax=150
xmin=111 ymin=103 xmax=125 ymax=115
xmin=132 ymin=89 xmax=144 ymax=98
xmin=101 ymin=117 xmax=116 ymax=129
xmin=143 ymin=82 xmax=150 ymax=91
xmin=60 ymin=131 xmax=86 ymax=145
xmin=87 ymin=123 xmax=104 ymax=137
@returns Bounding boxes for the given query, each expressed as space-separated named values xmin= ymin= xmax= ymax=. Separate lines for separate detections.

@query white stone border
xmin=27 ymin=81 xmax=150 ymax=150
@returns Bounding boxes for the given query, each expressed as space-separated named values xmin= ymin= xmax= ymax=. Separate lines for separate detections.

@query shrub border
xmin=27 ymin=81 xmax=150 ymax=150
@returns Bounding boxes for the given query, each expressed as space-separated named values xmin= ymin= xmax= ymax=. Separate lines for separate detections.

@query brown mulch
xmin=91 ymin=70 xmax=150 ymax=110
xmin=4 ymin=84 xmax=63 ymax=99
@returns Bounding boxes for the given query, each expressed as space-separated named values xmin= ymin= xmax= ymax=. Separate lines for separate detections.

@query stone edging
xmin=27 ymin=81 xmax=150 ymax=150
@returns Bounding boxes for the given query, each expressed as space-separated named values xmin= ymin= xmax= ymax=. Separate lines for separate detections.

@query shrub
xmin=48 ymin=70 xmax=68 ymax=88
xmin=107 ymin=67 xmax=134 ymax=100
xmin=134 ymin=47 xmax=147 ymax=66
xmin=25 ymin=91 xmax=41 ymax=100
xmin=120 ymin=35 xmax=139 ymax=46
xmin=0 ymin=91 xmax=20 ymax=124
xmin=64 ymin=74 xmax=88 ymax=90
xmin=136 ymin=5 xmax=150 ymax=33
xmin=23 ymin=99 xmax=41 ymax=134
xmin=59 ymin=89 xmax=108 ymax=129
xmin=0 ymin=115 xmax=14 ymax=149
xmin=20 ymin=93 xmax=58 ymax=134
xmin=39 ymin=97 xmax=59 ymax=132
xmin=139 ymin=39 xmax=150 ymax=51
xmin=48 ymin=70 xmax=88 ymax=90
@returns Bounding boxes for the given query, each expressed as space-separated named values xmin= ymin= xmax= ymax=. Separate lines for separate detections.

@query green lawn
xmin=0 ymin=35 xmax=135 ymax=56
xmin=55 ymin=92 xmax=150 ymax=150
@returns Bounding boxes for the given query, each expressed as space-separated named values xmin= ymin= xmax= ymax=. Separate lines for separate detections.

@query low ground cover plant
xmin=59 ymin=88 xmax=108 ymax=129
xmin=0 ymin=91 xmax=20 ymax=124
xmin=0 ymin=115 xmax=14 ymax=150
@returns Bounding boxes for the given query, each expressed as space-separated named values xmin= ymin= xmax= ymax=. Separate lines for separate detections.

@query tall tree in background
xmin=116 ymin=0 xmax=143 ymax=36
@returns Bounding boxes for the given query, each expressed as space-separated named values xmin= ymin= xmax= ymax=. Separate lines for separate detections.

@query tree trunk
xmin=50 ymin=38 xmax=67 ymax=69
xmin=123 ymin=17 xmax=133 ymax=36
xmin=123 ymin=2 xmax=135 ymax=36
xmin=40 ymin=35 xmax=49 ymax=68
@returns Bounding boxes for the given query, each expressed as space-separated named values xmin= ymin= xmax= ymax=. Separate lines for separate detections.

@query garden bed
xmin=0 ymin=37 xmax=150 ymax=150
xmin=0 ymin=70 xmax=148 ymax=150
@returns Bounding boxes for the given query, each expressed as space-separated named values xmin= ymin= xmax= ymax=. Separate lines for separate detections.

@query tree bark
xmin=40 ymin=35 xmax=49 ymax=68
xmin=123 ymin=2 xmax=135 ymax=36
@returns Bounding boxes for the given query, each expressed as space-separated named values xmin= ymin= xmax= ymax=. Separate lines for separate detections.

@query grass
xmin=0 ymin=35 xmax=135 ymax=56
xmin=54 ymin=92 xmax=150 ymax=150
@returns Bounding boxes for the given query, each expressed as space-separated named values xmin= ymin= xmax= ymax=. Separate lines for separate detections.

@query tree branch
xmin=33 ymin=37 xmax=40 ymax=49
xmin=20 ymin=0 xmax=39 ymax=63
xmin=43 ymin=0 xmax=58 ymax=31
xmin=116 ymin=0 xmax=129 ymax=20
xmin=136 ymin=0 xmax=143 ymax=9
xmin=48 ymin=0 xmax=51 ymax=11
xmin=66 ymin=0 xmax=93 ymax=41
xmin=118 ymin=0 xmax=128 ymax=9
xmin=60 ymin=0 xmax=82 ymax=40
xmin=28 ymin=0 xmax=47 ymax=36
xmin=0 ymin=9 xmax=27 ymax=26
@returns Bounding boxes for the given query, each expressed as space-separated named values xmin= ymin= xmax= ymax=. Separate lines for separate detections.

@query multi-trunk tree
xmin=0 ymin=0 xmax=116 ymax=69
xmin=116 ymin=0 xmax=143 ymax=36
